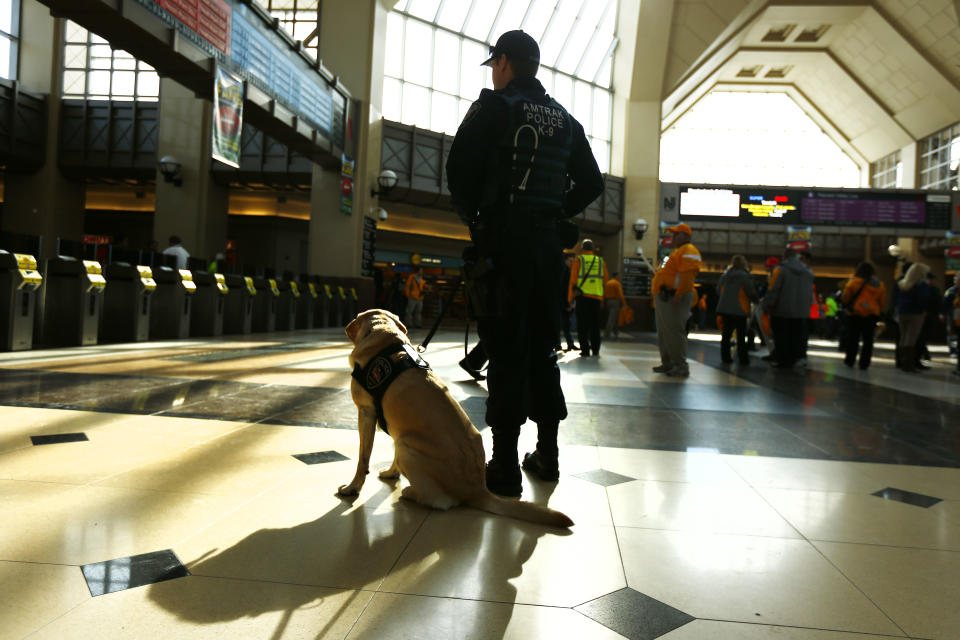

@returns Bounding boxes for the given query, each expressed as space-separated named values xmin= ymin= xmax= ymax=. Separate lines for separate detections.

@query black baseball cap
xmin=481 ymin=30 xmax=540 ymax=67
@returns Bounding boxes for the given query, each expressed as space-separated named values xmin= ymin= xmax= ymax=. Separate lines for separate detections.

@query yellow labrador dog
xmin=338 ymin=309 xmax=573 ymax=528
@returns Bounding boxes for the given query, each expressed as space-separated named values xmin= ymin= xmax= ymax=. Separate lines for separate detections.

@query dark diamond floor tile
xmin=574 ymin=469 xmax=636 ymax=487
xmin=155 ymin=386 xmax=328 ymax=422
xmin=872 ymin=487 xmax=943 ymax=508
xmin=293 ymin=450 xmax=349 ymax=465
xmin=81 ymin=549 xmax=189 ymax=596
xmin=30 ymin=433 xmax=88 ymax=445
xmin=575 ymin=587 xmax=695 ymax=640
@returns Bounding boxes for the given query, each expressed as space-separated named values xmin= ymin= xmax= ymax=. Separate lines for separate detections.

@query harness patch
xmin=351 ymin=343 xmax=431 ymax=434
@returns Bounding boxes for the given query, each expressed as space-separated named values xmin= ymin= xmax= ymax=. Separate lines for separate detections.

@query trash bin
xmin=41 ymin=256 xmax=106 ymax=346
xmin=149 ymin=267 xmax=196 ymax=339
xmin=296 ymin=278 xmax=317 ymax=329
xmin=190 ymin=271 xmax=226 ymax=337
xmin=101 ymin=263 xmax=156 ymax=343
xmin=275 ymin=279 xmax=299 ymax=331
xmin=223 ymin=274 xmax=255 ymax=335
xmin=252 ymin=277 xmax=279 ymax=333
xmin=0 ymin=251 xmax=43 ymax=351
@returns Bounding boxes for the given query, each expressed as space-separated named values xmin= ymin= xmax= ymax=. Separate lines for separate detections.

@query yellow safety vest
xmin=578 ymin=254 xmax=604 ymax=297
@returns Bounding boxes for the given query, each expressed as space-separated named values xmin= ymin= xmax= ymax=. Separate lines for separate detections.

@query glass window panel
xmin=90 ymin=32 xmax=107 ymax=45
xmin=89 ymin=45 xmax=112 ymax=69
xmin=382 ymin=77 xmax=403 ymax=121
xmin=112 ymin=70 xmax=135 ymax=95
xmin=431 ymin=91 xmax=458 ymax=135
xmin=540 ymin=0 xmax=580 ymax=67
xmin=66 ymin=21 xmax=87 ymax=43
xmin=401 ymin=82 xmax=431 ymax=128
xmin=113 ymin=52 xmax=136 ymax=70
xmin=433 ymin=30 xmax=460 ymax=95
xmin=522 ymin=0 xmax=554 ymax=42
xmin=403 ymin=18 xmax=433 ymax=86
xmin=459 ymin=39 xmax=486 ymax=99
xmin=64 ymin=44 xmax=87 ymax=69
xmin=552 ymin=72 xmax=572 ymax=110
xmin=0 ymin=37 xmax=11 ymax=80
xmin=88 ymin=69 xmax=111 ymax=95
xmin=491 ymin=0 xmax=530 ymax=36
xmin=558 ymin=0 xmax=606 ymax=74
xmin=592 ymin=87 xmax=610 ymax=140
xmin=591 ymin=138 xmax=609 ymax=174
xmin=63 ymin=70 xmax=85 ymax=96
xmin=0 ymin=0 xmax=13 ymax=34
xmin=573 ymin=79 xmax=592 ymax=133
xmin=463 ymin=0 xmax=501 ymax=41
xmin=407 ymin=0 xmax=441 ymax=21
xmin=593 ymin=54 xmax=612 ymax=88
xmin=437 ymin=0 xmax=471 ymax=31
xmin=384 ymin=11 xmax=404 ymax=78
xmin=138 ymin=60 xmax=155 ymax=72
xmin=137 ymin=70 xmax=159 ymax=98
xmin=539 ymin=67 xmax=554 ymax=94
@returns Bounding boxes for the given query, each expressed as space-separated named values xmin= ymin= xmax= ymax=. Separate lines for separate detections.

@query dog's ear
xmin=345 ymin=317 xmax=362 ymax=343
xmin=387 ymin=311 xmax=408 ymax=335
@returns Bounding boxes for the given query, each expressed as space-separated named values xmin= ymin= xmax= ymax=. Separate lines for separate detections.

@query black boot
xmin=486 ymin=428 xmax=521 ymax=497
xmin=522 ymin=421 xmax=560 ymax=481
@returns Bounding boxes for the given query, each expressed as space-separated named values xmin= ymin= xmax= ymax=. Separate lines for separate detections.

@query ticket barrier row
xmin=1 ymin=253 xmax=362 ymax=350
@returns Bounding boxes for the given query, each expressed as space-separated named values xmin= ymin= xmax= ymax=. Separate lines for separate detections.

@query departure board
xmin=668 ymin=183 xmax=952 ymax=229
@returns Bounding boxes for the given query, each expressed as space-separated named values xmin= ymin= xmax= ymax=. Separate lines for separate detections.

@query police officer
xmin=446 ymin=30 xmax=603 ymax=497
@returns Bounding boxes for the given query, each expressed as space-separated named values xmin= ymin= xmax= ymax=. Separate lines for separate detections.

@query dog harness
xmin=351 ymin=342 xmax=431 ymax=434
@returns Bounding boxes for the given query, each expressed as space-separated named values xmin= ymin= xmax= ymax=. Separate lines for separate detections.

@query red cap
xmin=765 ymin=257 xmax=780 ymax=268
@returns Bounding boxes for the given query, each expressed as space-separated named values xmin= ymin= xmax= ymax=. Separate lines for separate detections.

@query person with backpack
xmin=840 ymin=261 xmax=886 ymax=370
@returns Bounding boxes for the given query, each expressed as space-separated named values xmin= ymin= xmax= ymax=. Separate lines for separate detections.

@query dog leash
xmin=417 ymin=276 xmax=463 ymax=353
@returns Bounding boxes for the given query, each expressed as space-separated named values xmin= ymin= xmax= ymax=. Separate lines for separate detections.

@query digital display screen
xmin=801 ymin=194 xmax=926 ymax=225
xmin=740 ymin=193 xmax=797 ymax=219
xmin=679 ymin=188 xmax=741 ymax=217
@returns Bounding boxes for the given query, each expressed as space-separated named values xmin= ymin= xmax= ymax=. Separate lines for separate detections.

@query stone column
xmin=2 ymin=2 xmax=84 ymax=259
xmin=610 ymin=0 xmax=674 ymax=271
xmin=153 ymin=78 xmax=229 ymax=265
xmin=308 ymin=0 xmax=395 ymax=277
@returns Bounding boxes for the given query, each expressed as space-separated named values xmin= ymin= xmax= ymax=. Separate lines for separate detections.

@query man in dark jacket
xmin=446 ymin=30 xmax=603 ymax=497
xmin=762 ymin=248 xmax=814 ymax=368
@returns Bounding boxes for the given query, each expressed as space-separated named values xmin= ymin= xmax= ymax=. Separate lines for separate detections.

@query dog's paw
xmin=378 ymin=468 xmax=401 ymax=480
xmin=337 ymin=484 xmax=360 ymax=497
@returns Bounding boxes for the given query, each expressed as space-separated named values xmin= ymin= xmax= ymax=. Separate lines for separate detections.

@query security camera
xmin=377 ymin=207 xmax=388 ymax=221
xmin=635 ymin=246 xmax=644 ymax=257
xmin=632 ymin=218 xmax=649 ymax=240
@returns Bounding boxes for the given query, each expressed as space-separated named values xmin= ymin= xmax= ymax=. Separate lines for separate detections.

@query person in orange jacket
xmin=651 ymin=223 xmax=702 ymax=376
xmin=603 ymin=272 xmax=627 ymax=340
xmin=841 ymin=261 xmax=886 ymax=369
xmin=403 ymin=267 xmax=428 ymax=329
xmin=568 ymin=238 xmax=609 ymax=357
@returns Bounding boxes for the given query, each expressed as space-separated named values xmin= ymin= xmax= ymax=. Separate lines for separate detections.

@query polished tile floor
xmin=1 ymin=327 xmax=959 ymax=639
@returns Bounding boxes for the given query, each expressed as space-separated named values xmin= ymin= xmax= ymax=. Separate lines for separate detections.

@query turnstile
xmin=275 ymin=279 xmax=299 ymax=331
xmin=0 ymin=251 xmax=43 ymax=351
xmin=223 ymin=275 xmax=255 ymax=335
xmin=149 ymin=267 xmax=196 ymax=339
xmin=101 ymin=263 xmax=156 ymax=342
xmin=191 ymin=272 xmax=226 ymax=337
xmin=296 ymin=279 xmax=317 ymax=329
xmin=252 ymin=277 xmax=279 ymax=333
xmin=41 ymin=257 xmax=105 ymax=346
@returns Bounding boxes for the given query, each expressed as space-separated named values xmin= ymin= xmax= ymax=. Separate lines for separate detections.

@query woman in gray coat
xmin=717 ymin=255 xmax=758 ymax=364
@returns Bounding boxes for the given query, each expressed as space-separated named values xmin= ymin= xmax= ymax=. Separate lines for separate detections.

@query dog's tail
xmin=468 ymin=492 xmax=574 ymax=528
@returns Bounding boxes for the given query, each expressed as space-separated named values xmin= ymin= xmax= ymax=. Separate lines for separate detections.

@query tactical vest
xmin=496 ymin=88 xmax=573 ymax=210
xmin=578 ymin=254 xmax=604 ymax=297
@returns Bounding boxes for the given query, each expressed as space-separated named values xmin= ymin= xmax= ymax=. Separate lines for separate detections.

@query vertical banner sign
xmin=340 ymin=153 xmax=355 ymax=215
xmin=786 ymin=225 xmax=813 ymax=251
xmin=212 ymin=65 xmax=244 ymax=168
xmin=946 ymin=231 xmax=960 ymax=273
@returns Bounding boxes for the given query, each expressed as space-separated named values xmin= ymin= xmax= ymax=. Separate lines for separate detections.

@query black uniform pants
xmin=575 ymin=296 xmax=602 ymax=355
xmin=720 ymin=314 xmax=748 ymax=363
xmin=843 ymin=315 xmax=877 ymax=368
xmin=476 ymin=227 xmax=567 ymax=433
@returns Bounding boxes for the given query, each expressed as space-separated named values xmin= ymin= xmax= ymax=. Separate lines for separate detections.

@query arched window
xmin=660 ymin=92 xmax=861 ymax=188
xmin=383 ymin=0 xmax=617 ymax=173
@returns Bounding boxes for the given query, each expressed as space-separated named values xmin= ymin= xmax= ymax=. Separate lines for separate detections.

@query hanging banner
xmin=946 ymin=231 xmax=960 ymax=273
xmin=340 ymin=153 xmax=355 ymax=215
xmin=212 ymin=65 xmax=244 ymax=168
xmin=786 ymin=225 xmax=813 ymax=251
